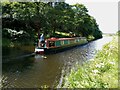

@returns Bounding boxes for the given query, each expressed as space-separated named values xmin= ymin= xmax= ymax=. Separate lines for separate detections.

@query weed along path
xmin=2 ymin=36 xmax=112 ymax=88
xmin=61 ymin=36 xmax=118 ymax=88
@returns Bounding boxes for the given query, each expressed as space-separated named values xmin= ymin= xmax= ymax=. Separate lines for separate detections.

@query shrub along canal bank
xmin=2 ymin=38 xmax=35 ymax=63
xmin=61 ymin=36 xmax=118 ymax=88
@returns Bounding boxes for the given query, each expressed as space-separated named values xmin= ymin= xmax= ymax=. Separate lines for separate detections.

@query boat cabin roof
xmin=46 ymin=37 xmax=75 ymax=41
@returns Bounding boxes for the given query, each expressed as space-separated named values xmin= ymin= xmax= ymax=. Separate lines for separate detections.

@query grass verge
xmin=62 ymin=36 xmax=118 ymax=88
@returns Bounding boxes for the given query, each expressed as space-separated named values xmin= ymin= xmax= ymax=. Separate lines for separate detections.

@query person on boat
xmin=69 ymin=32 xmax=74 ymax=37
xmin=38 ymin=33 xmax=45 ymax=47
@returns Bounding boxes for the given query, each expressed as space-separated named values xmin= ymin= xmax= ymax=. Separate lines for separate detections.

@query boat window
xmin=77 ymin=39 xmax=80 ymax=42
xmin=70 ymin=39 xmax=74 ymax=43
xmin=55 ymin=41 xmax=61 ymax=46
xmin=61 ymin=40 xmax=64 ymax=45
xmin=64 ymin=40 xmax=68 ymax=44
xmin=49 ymin=41 xmax=55 ymax=47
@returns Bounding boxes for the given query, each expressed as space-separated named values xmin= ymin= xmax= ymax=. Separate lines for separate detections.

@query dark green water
xmin=2 ymin=36 xmax=112 ymax=88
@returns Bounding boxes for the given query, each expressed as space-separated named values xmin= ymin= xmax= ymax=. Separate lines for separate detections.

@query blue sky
xmin=65 ymin=0 xmax=118 ymax=34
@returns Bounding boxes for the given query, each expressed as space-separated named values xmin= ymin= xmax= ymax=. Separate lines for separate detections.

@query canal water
xmin=2 ymin=36 xmax=112 ymax=88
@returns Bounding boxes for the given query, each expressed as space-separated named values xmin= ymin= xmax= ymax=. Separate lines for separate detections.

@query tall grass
xmin=62 ymin=36 xmax=118 ymax=88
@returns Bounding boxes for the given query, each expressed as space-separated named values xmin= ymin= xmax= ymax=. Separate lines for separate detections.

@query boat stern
xmin=35 ymin=48 xmax=44 ymax=54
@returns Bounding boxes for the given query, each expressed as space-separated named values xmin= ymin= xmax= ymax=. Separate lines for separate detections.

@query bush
xmin=62 ymin=36 xmax=118 ymax=88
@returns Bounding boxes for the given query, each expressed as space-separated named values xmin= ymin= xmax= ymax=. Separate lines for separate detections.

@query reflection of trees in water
xmin=2 ymin=37 xmax=111 ymax=88
xmin=2 ymin=56 xmax=35 ymax=88
xmin=2 ymin=57 xmax=35 ymax=73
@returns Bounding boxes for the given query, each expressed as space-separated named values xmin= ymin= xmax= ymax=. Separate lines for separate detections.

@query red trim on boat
xmin=47 ymin=37 xmax=75 ymax=41
xmin=36 ymin=51 xmax=44 ymax=54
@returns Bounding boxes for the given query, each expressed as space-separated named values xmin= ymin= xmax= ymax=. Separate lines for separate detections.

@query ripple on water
xmin=2 ymin=37 xmax=112 ymax=88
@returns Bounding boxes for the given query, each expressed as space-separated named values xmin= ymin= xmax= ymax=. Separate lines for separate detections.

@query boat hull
xmin=35 ymin=41 xmax=88 ymax=54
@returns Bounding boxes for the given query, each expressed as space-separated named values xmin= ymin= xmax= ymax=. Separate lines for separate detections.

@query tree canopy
xmin=2 ymin=2 xmax=102 ymax=46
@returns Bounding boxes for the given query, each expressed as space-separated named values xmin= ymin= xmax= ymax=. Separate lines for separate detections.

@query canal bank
xmin=2 ymin=36 xmax=113 ymax=88
xmin=61 ymin=36 xmax=118 ymax=88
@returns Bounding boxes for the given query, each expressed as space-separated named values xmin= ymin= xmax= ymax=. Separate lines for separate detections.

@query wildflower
xmin=109 ymin=45 xmax=114 ymax=49
xmin=100 ymin=63 xmax=104 ymax=66
xmin=96 ymin=64 xmax=101 ymax=68
xmin=92 ymin=69 xmax=99 ymax=75
xmin=96 ymin=63 xmax=104 ymax=68
xmin=109 ymin=61 xmax=115 ymax=65
xmin=90 ymin=59 xmax=94 ymax=61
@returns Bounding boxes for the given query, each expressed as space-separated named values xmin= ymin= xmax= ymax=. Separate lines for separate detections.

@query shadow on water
xmin=2 ymin=36 xmax=113 ymax=88
xmin=2 ymin=56 xmax=35 ymax=72
xmin=2 ymin=56 xmax=35 ymax=88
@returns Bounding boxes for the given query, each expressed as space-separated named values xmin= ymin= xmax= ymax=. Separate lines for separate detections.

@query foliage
xmin=62 ymin=36 xmax=118 ymax=88
xmin=2 ymin=2 xmax=102 ymax=47
xmin=117 ymin=30 xmax=120 ymax=36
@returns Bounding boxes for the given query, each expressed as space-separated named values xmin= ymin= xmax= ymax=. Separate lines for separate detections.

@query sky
xmin=65 ymin=0 xmax=118 ymax=34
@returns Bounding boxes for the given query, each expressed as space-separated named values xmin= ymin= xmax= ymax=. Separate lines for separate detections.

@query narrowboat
xmin=35 ymin=37 xmax=88 ymax=54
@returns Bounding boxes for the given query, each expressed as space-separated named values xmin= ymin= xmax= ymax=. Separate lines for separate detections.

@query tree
xmin=2 ymin=2 xmax=102 ymax=47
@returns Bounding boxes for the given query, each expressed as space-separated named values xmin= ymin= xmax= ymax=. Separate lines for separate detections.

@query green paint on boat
xmin=64 ymin=40 xmax=68 ymax=45
xmin=55 ymin=41 xmax=61 ymax=46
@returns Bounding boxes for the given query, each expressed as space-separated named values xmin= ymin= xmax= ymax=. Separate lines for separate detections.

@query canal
xmin=2 ymin=36 xmax=112 ymax=88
